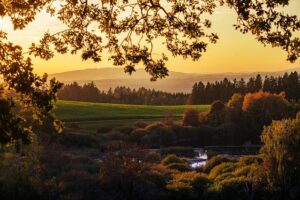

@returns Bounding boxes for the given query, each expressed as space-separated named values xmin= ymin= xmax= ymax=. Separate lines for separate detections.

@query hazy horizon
xmin=50 ymin=66 xmax=300 ymax=76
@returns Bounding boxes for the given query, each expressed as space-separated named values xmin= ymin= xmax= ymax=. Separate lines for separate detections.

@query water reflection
xmin=189 ymin=152 xmax=208 ymax=169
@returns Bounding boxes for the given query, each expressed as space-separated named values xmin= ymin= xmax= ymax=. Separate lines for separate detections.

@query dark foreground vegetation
xmin=57 ymin=72 xmax=300 ymax=105
xmin=1 ymin=113 xmax=300 ymax=200
xmin=1 ymin=90 xmax=300 ymax=200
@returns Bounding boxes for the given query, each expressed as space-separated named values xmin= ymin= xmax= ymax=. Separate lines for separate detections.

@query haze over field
xmin=50 ymin=67 xmax=300 ymax=93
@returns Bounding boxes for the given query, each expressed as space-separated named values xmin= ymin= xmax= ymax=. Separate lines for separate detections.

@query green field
xmin=55 ymin=101 xmax=210 ymax=121
xmin=54 ymin=101 xmax=210 ymax=131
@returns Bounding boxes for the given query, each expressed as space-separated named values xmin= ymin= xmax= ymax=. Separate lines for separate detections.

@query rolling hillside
xmin=50 ymin=67 xmax=300 ymax=93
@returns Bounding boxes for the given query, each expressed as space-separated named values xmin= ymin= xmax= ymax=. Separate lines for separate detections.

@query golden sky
xmin=0 ymin=0 xmax=299 ymax=75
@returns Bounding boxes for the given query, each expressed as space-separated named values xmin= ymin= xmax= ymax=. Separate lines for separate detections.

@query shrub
xmin=214 ymin=123 xmax=249 ymax=145
xmin=238 ymin=155 xmax=263 ymax=166
xmin=167 ymin=163 xmax=190 ymax=172
xmin=58 ymin=170 xmax=100 ymax=199
xmin=99 ymin=155 xmax=161 ymax=200
xmin=0 ymin=146 xmax=43 ymax=199
xmin=144 ymin=121 xmax=166 ymax=131
xmin=134 ymin=120 xmax=148 ymax=128
xmin=170 ymin=124 xmax=187 ymax=138
xmin=143 ymin=152 xmax=161 ymax=163
xmin=209 ymin=162 xmax=237 ymax=179
xmin=182 ymin=109 xmax=199 ymax=126
xmin=128 ymin=128 xmax=149 ymax=143
xmin=161 ymin=155 xmax=185 ymax=166
xmin=143 ymin=122 xmax=176 ymax=146
xmin=96 ymin=126 xmax=113 ymax=134
xmin=167 ymin=172 xmax=209 ymax=199
xmin=117 ymin=126 xmax=134 ymax=135
xmin=208 ymin=177 xmax=253 ymax=200
xmin=57 ymin=133 xmax=98 ymax=148
xmin=233 ymin=165 xmax=258 ymax=178
xmin=106 ymin=130 xmax=127 ymax=141
xmin=203 ymin=156 xmax=231 ymax=173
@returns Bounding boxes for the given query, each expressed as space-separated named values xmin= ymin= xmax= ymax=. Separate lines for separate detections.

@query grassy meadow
xmin=54 ymin=100 xmax=210 ymax=131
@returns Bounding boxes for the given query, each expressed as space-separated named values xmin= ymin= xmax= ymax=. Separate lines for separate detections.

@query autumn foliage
xmin=242 ymin=91 xmax=290 ymax=126
xmin=182 ymin=109 xmax=199 ymax=127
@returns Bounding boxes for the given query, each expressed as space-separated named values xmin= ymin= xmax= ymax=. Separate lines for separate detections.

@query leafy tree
xmin=99 ymin=148 xmax=164 ymax=200
xmin=227 ymin=93 xmax=244 ymax=122
xmin=166 ymin=172 xmax=209 ymax=200
xmin=0 ymin=27 xmax=62 ymax=147
xmin=182 ymin=109 xmax=200 ymax=127
xmin=242 ymin=91 xmax=290 ymax=127
xmin=260 ymin=117 xmax=300 ymax=199
xmin=206 ymin=100 xmax=226 ymax=126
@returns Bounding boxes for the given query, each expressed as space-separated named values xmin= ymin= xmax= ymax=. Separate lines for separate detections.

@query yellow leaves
xmin=167 ymin=171 xmax=209 ymax=191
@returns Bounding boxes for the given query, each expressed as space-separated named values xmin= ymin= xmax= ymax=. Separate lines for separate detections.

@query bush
xmin=170 ymin=124 xmax=188 ymax=138
xmin=117 ymin=126 xmax=134 ymax=135
xmin=57 ymin=133 xmax=98 ymax=148
xmin=182 ymin=109 xmax=199 ymax=126
xmin=167 ymin=172 xmax=209 ymax=199
xmin=142 ymin=122 xmax=176 ymax=146
xmin=161 ymin=155 xmax=185 ymax=166
xmin=238 ymin=155 xmax=263 ymax=166
xmin=134 ymin=120 xmax=148 ymax=128
xmin=106 ymin=130 xmax=127 ymax=141
xmin=96 ymin=126 xmax=113 ymax=134
xmin=145 ymin=121 xmax=165 ymax=131
xmin=208 ymin=177 xmax=253 ymax=200
xmin=58 ymin=170 xmax=100 ymax=199
xmin=214 ymin=123 xmax=250 ymax=145
xmin=128 ymin=128 xmax=149 ymax=143
xmin=209 ymin=162 xmax=237 ymax=179
xmin=167 ymin=163 xmax=190 ymax=172
xmin=203 ymin=156 xmax=231 ymax=173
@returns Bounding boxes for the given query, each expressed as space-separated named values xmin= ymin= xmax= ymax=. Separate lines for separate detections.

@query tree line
xmin=57 ymin=82 xmax=188 ymax=105
xmin=188 ymin=71 xmax=300 ymax=104
xmin=58 ymin=72 xmax=300 ymax=105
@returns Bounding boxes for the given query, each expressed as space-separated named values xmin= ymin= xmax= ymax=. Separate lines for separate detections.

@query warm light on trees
xmin=260 ymin=117 xmax=300 ymax=198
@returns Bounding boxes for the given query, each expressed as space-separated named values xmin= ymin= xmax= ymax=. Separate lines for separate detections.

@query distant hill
xmin=49 ymin=67 xmax=300 ymax=93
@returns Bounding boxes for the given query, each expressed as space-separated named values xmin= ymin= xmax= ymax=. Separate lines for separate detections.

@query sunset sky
xmin=0 ymin=0 xmax=299 ymax=75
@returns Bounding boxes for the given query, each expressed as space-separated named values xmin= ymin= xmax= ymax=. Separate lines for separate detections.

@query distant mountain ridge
xmin=49 ymin=67 xmax=300 ymax=93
